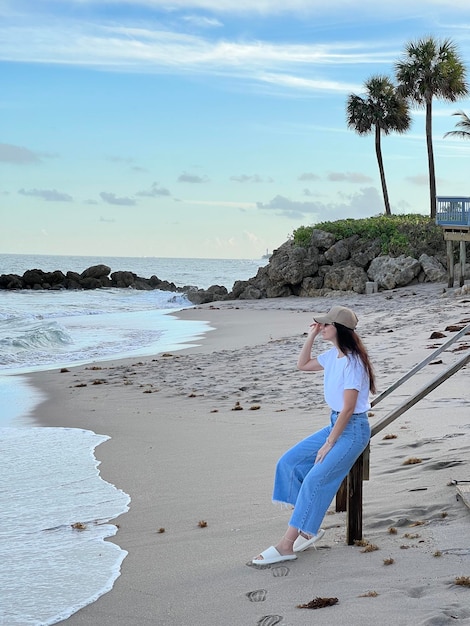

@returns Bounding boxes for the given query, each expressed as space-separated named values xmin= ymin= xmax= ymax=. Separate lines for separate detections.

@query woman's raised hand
xmin=308 ymin=322 xmax=322 ymax=337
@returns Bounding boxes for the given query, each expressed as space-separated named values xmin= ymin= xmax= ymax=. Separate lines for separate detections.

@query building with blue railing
xmin=436 ymin=196 xmax=469 ymax=287
xmin=436 ymin=197 xmax=470 ymax=227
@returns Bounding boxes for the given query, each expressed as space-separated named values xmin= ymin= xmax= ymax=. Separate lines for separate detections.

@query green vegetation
xmin=292 ymin=214 xmax=443 ymax=256
xmin=444 ymin=109 xmax=470 ymax=140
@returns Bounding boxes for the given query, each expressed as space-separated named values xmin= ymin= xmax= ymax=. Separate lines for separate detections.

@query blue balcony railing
xmin=436 ymin=197 xmax=470 ymax=227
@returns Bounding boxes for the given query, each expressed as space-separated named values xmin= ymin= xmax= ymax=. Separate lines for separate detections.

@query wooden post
xmin=347 ymin=453 xmax=364 ymax=545
xmin=362 ymin=442 xmax=370 ymax=480
xmin=447 ymin=239 xmax=454 ymax=287
xmin=336 ymin=443 xmax=369 ymax=511
xmin=459 ymin=240 xmax=466 ymax=287
xmin=336 ymin=478 xmax=347 ymax=512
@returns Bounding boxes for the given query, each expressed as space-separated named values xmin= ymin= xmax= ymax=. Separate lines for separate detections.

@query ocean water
xmin=0 ymin=428 xmax=130 ymax=626
xmin=0 ymin=254 xmax=266 ymax=626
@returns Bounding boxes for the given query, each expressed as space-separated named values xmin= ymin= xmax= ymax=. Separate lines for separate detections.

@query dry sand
xmin=29 ymin=284 xmax=470 ymax=626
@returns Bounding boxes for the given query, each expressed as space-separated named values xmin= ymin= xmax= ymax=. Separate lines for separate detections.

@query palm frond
xmin=444 ymin=110 xmax=470 ymax=139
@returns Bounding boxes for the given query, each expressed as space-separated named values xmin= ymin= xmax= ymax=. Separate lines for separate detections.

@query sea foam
xmin=0 ymin=427 xmax=130 ymax=626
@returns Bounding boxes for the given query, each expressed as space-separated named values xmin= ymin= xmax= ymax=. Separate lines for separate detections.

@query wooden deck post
xmin=347 ymin=453 xmax=364 ymax=545
xmin=447 ymin=239 xmax=454 ymax=287
xmin=335 ymin=478 xmax=347 ymax=512
xmin=459 ymin=240 xmax=466 ymax=287
xmin=443 ymin=227 xmax=469 ymax=287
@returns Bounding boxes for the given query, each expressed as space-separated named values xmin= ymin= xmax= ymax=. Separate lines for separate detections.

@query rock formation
xmin=1 ymin=228 xmax=466 ymax=304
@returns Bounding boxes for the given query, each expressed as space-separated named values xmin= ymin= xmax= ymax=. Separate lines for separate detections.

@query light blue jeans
xmin=272 ymin=410 xmax=370 ymax=535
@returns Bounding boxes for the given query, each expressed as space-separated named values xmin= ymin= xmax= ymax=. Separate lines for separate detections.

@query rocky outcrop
xmin=213 ymin=229 xmax=455 ymax=303
xmin=0 ymin=264 xmax=183 ymax=294
xmin=185 ymin=285 xmax=228 ymax=305
xmin=0 ymin=227 xmax=462 ymax=302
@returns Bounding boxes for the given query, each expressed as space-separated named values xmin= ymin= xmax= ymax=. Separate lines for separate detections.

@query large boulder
xmin=0 ymin=273 xmax=23 ymax=289
xmin=186 ymin=284 xmax=228 ymax=304
xmin=310 ymin=229 xmax=336 ymax=250
xmin=65 ymin=271 xmax=83 ymax=289
xmin=80 ymin=264 xmax=111 ymax=280
xmin=237 ymin=285 xmax=264 ymax=300
xmin=297 ymin=276 xmax=324 ymax=296
xmin=323 ymin=237 xmax=354 ymax=264
xmin=266 ymin=283 xmax=293 ymax=298
xmin=267 ymin=241 xmax=319 ymax=286
xmin=321 ymin=261 xmax=368 ymax=293
xmin=350 ymin=238 xmax=382 ymax=268
xmin=111 ymin=270 xmax=138 ymax=287
xmin=185 ymin=288 xmax=212 ymax=304
xmin=81 ymin=276 xmax=112 ymax=289
xmin=419 ymin=254 xmax=447 ymax=283
xmin=46 ymin=270 xmax=66 ymax=286
xmin=22 ymin=269 xmax=47 ymax=288
xmin=367 ymin=255 xmax=421 ymax=289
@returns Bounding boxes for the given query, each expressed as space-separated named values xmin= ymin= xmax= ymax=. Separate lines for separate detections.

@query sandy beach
xmin=29 ymin=283 xmax=470 ymax=626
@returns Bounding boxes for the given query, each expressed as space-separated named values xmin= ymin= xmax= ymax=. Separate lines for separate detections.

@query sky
xmin=2 ymin=0 xmax=470 ymax=259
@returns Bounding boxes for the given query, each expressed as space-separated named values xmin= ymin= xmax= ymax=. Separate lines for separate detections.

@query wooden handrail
xmin=344 ymin=346 xmax=470 ymax=545
xmin=370 ymin=352 xmax=470 ymax=437
xmin=370 ymin=323 xmax=470 ymax=408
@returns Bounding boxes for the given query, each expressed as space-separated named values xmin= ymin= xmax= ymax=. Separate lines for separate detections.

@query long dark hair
xmin=334 ymin=323 xmax=376 ymax=394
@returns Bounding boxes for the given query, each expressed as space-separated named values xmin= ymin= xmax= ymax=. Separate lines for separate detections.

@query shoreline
xmin=25 ymin=285 xmax=470 ymax=625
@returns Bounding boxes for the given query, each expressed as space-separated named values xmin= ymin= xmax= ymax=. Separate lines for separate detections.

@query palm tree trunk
xmin=426 ymin=98 xmax=437 ymax=219
xmin=375 ymin=125 xmax=391 ymax=215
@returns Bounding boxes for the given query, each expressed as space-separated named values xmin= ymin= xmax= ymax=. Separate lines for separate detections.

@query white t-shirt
xmin=317 ymin=347 xmax=370 ymax=413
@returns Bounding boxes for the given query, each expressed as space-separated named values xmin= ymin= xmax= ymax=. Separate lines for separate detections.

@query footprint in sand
xmin=271 ymin=565 xmax=290 ymax=577
xmin=246 ymin=589 xmax=267 ymax=602
xmin=256 ymin=616 xmax=283 ymax=626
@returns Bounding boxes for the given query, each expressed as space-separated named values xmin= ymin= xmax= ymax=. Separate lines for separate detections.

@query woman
xmin=252 ymin=305 xmax=376 ymax=565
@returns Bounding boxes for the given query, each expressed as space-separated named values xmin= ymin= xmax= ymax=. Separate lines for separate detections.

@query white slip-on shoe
xmin=293 ymin=528 xmax=326 ymax=552
xmin=252 ymin=546 xmax=297 ymax=565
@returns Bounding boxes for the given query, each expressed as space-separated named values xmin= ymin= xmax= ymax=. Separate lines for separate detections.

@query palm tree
xmin=346 ymin=75 xmax=411 ymax=216
xmin=444 ymin=110 xmax=470 ymax=140
xmin=395 ymin=37 xmax=468 ymax=219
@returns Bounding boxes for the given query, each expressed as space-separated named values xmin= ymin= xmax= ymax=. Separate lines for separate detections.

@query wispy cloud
xmin=136 ymin=182 xmax=171 ymax=197
xmin=298 ymin=172 xmax=320 ymax=181
xmin=256 ymin=194 xmax=320 ymax=219
xmin=182 ymin=15 xmax=223 ymax=28
xmin=0 ymin=143 xmax=42 ymax=164
xmin=18 ymin=188 xmax=73 ymax=201
xmin=100 ymin=192 xmax=137 ymax=205
xmin=257 ymin=187 xmax=383 ymax=220
xmin=327 ymin=171 xmax=374 ymax=183
xmin=230 ymin=174 xmax=273 ymax=183
xmin=0 ymin=17 xmax=400 ymax=96
xmin=244 ymin=230 xmax=262 ymax=244
xmin=298 ymin=171 xmax=373 ymax=184
xmin=178 ymin=172 xmax=209 ymax=183
xmin=258 ymin=72 xmax=363 ymax=94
